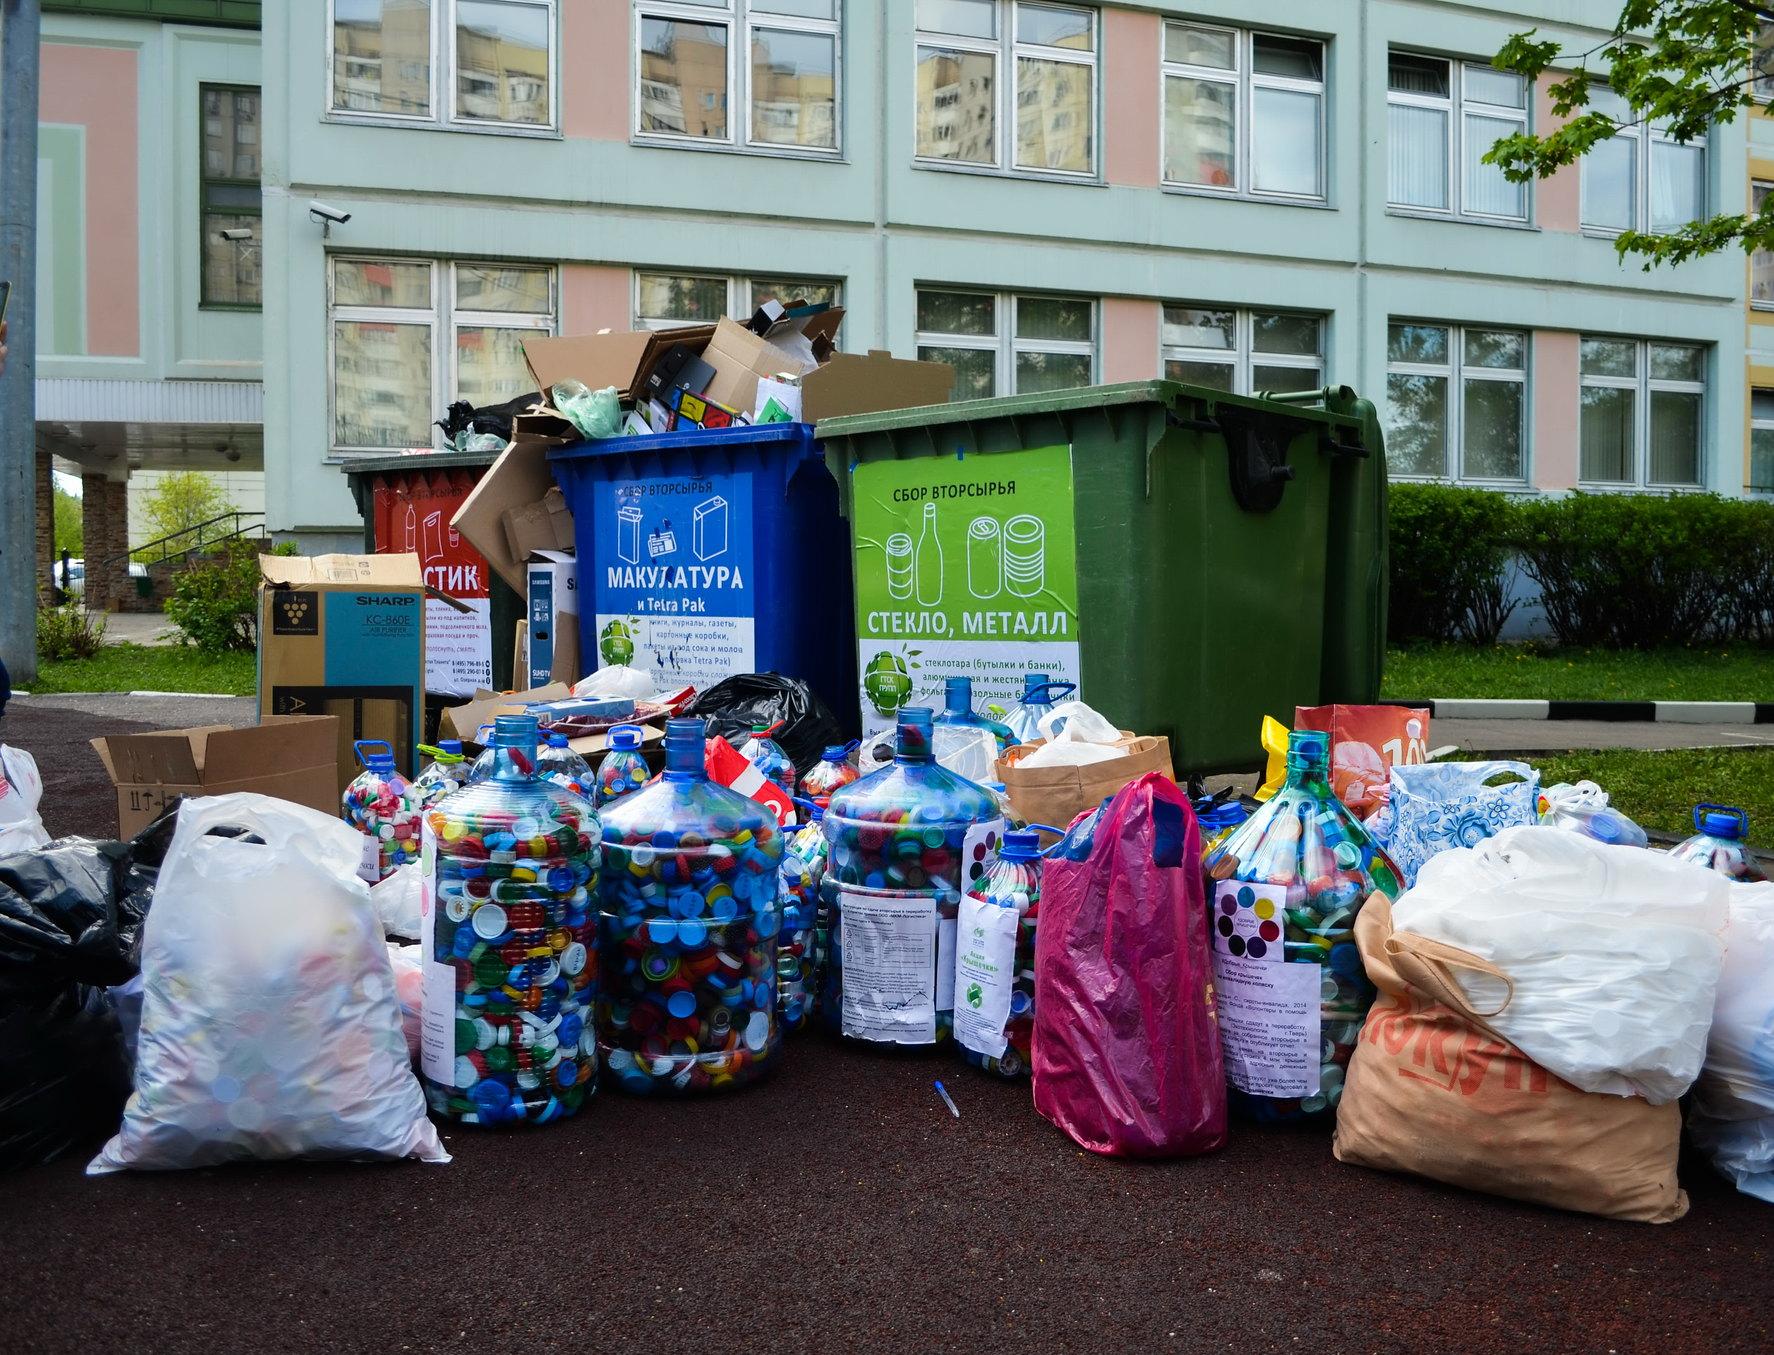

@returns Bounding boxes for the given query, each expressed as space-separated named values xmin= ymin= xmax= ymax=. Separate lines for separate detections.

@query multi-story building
xmin=1747 ymin=33 xmax=1774 ymax=498
xmin=29 ymin=0 xmax=264 ymax=604
xmin=253 ymin=3 xmax=1749 ymax=542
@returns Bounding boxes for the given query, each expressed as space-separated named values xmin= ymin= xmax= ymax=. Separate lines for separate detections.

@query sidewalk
xmin=98 ymin=611 xmax=180 ymax=647
xmin=1433 ymin=717 xmax=1774 ymax=753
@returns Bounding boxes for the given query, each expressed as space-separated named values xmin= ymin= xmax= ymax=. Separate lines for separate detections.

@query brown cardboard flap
xmin=523 ymin=326 xmax=715 ymax=403
xmin=441 ymin=683 xmax=573 ymax=741
xmin=200 ymin=716 xmax=339 ymax=783
xmin=260 ymin=553 xmax=424 ymax=588
xmin=452 ymin=439 xmax=560 ymax=594
xmin=701 ymin=317 xmax=816 ymax=417
xmin=803 ymin=350 xmax=954 ymax=423
xmin=94 ymin=727 xmax=220 ymax=785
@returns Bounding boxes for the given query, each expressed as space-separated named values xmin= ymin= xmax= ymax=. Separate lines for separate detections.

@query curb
xmin=12 ymin=690 xmax=243 ymax=700
xmin=1396 ymin=699 xmax=1774 ymax=723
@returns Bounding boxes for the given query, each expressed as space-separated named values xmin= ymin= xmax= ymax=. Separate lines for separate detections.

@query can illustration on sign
xmin=850 ymin=444 xmax=1081 ymax=733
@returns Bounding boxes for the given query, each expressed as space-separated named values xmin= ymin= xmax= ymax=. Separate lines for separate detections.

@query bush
xmin=1387 ymin=483 xmax=1520 ymax=645
xmin=163 ymin=542 xmax=294 ymax=652
xmin=36 ymin=601 xmax=106 ymax=661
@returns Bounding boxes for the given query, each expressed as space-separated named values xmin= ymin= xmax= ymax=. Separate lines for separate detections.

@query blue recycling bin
xmin=549 ymin=423 xmax=856 ymax=728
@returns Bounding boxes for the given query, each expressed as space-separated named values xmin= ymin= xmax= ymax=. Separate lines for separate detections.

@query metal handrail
xmin=96 ymin=510 xmax=268 ymax=570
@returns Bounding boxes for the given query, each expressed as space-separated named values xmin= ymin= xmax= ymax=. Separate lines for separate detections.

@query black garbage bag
xmin=683 ymin=673 xmax=844 ymax=776
xmin=0 ymin=837 xmax=152 ymax=1170
xmin=436 ymin=391 xmax=543 ymax=444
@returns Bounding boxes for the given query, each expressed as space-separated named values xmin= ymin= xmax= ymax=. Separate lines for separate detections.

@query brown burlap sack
xmin=1332 ymin=896 xmax=1687 ymax=1223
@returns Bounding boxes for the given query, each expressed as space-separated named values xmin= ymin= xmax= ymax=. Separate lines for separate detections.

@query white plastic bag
xmin=1018 ymin=739 xmax=1127 ymax=769
xmin=371 ymin=862 xmax=423 ymax=940
xmin=1037 ymin=701 xmax=1119 ymax=747
xmin=1539 ymin=780 xmax=1649 ymax=849
xmin=1391 ymin=825 xmax=1728 ymax=1104
xmin=1690 ymin=882 xmax=1774 ymax=1202
xmin=934 ymin=725 xmax=999 ymax=782
xmin=574 ymin=664 xmax=657 ymax=701
xmin=89 ymin=793 xmax=446 ymax=1173
xmin=0 ymin=745 xmax=49 ymax=856
xmin=386 ymin=942 xmax=424 ymax=1064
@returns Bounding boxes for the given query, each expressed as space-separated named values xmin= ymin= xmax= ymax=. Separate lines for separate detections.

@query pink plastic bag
xmin=1032 ymin=772 xmax=1228 ymax=1158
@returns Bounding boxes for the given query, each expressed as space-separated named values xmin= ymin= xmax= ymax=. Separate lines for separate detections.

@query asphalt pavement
xmin=2 ymin=697 xmax=1772 ymax=1352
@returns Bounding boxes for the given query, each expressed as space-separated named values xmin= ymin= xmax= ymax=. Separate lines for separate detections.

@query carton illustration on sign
xmin=694 ymin=495 xmax=729 ymax=561
xmin=618 ymin=505 xmax=642 ymax=565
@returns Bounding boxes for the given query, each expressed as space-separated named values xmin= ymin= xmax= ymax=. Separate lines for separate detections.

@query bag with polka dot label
xmin=89 ymin=793 xmax=447 ymax=1174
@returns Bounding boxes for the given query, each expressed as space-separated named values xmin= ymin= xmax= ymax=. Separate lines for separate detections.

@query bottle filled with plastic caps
xmin=1204 ymin=729 xmax=1402 ymax=1121
xmin=595 ymin=724 xmax=650 ymax=806
xmin=597 ymin=718 xmax=784 ymax=1094
xmin=341 ymin=740 xmax=423 ymax=883
xmin=414 ymin=740 xmax=470 ymax=809
xmin=777 ymin=804 xmax=827 ymax=1033
xmin=539 ymin=730 xmax=593 ymax=800
xmin=955 ymin=830 xmax=1044 ymax=1078
xmin=419 ymin=714 xmax=603 ymax=1125
xmin=800 ymin=744 xmax=860 ymax=809
xmin=1668 ymin=804 xmax=1767 ymax=882
xmin=1002 ymin=674 xmax=1076 ymax=747
xmin=467 ymin=724 xmax=497 ymax=785
xmin=933 ymin=675 xmax=1015 ymax=750
xmin=821 ymin=706 xmax=1005 ymax=1045
xmin=738 ymin=723 xmax=798 ymax=795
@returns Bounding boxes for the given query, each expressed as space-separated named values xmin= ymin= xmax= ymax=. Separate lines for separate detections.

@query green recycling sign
xmin=850 ymin=444 xmax=1081 ymax=733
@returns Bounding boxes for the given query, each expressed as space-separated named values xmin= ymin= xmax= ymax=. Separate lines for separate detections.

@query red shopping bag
xmin=1293 ymin=704 xmax=1431 ymax=816
xmin=1032 ymin=773 xmax=1227 ymax=1158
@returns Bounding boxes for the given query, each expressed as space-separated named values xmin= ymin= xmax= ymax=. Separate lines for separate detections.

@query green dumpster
xmin=816 ymin=380 xmax=1387 ymax=777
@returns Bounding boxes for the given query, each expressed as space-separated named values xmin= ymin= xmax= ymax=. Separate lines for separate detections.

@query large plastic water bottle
xmin=821 ymin=706 xmax=1004 ymax=1045
xmin=955 ymin=830 xmax=1044 ymax=1078
xmin=538 ymin=730 xmax=593 ymax=800
xmin=596 ymin=718 xmax=784 ymax=1094
xmin=738 ymin=723 xmax=797 ymax=795
xmin=799 ymin=744 xmax=860 ymax=809
xmin=595 ymin=724 xmax=650 ymax=806
xmin=418 ymin=714 xmax=602 ymax=1125
xmin=1002 ymin=674 xmax=1077 ymax=746
xmin=933 ymin=675 xmax=1015 ymax=749
xmin=1668 ymin=804 xmax=1767 ymax=882
xmin=341 ymin=740 xmax=423 ymax=883
xmin=414 ymin=739 xmax=470 ymax=809
xmin=777 ymin=804 xmax=826 ymax=1033
xmin=1203 ymin=729 xmax=1402 ymax=1121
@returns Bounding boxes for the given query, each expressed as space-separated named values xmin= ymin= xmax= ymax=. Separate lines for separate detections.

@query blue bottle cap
xmin=1022 ymin=673 xmax=1050 ymax=695
xmin=1699 ymin=806 xmax=1747 ymax=840
xmin=354 ymin=739 xmax=395 ymax=772
xmin=439 ymin=739 xmax=463 ymax=755
xmin=822 ymin=745 xmax=849 ymax=762
xmin=610 ymin=724 xmax=644 ymax=750
xmin=1000 ymin=832 xmax=1042 ymax=860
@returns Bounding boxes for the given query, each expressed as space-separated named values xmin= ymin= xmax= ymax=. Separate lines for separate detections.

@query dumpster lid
xmin=340 ymin=448 xmax=508 ymax=478
xmin=548 ymin=420 xmax=820 ymax=461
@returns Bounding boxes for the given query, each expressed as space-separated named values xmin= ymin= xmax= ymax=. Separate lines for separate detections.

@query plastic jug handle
xmin=1695 ymin=802 xmax=1748 ymax=835
xmin=1026 ymin=682 xmax=1077 ymax=704
xmin=354 ymin=739 xmax=394 ymax=766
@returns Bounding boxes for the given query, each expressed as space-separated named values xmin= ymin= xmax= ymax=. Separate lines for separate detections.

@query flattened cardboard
xmin=522 ymin=325 xmax=715 ymax=404
xmin=452 ymin=425 xmax=576 ymax=594
xmin=440 ymin=682 xmax=572 ymax=742
xmin=700 ymin=317 xmax=819 ymax=419
xmin=260 ymin=554 xmax=424 ymax=588
xmin=803 ymin=350 xmax=953 ymax=423
xmin=92 ymin=715 xmax=341 ymax=837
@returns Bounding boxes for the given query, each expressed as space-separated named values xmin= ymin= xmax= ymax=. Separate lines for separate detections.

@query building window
xmin=330 ymin=0 xmax=556 ymax=131
xmin=1161 ymin=305 xmax=1324 ymax=394
xmin=915 ymin=288 xmax=1094 ymax=399
xmin=632 ymin=270 xmax=842 ymax=328
xmin=635 ymin=0 xmax=839 ymax=154
xmin=915 ymin=0 xmax=1098 ymax=179
xmin=1581 ymin=87 xmax=1705 ymax=235
xmin=1162 ymin=23 xmax=1324 ymax=201
xmin=330 ymin=257 xmax=555 ymax=453
xmin=1753 ymin=389 xmax=1774 ymax=494
xmin=1756 ymin=21 xmax=1774 ymax=101
xmin=200 ymin=84 xmax=261 ymax=308
xmin=1384 ymin=323 xmax=1528 ymax=482
xmin=1386 ymin=52 xmax=1527 ymax=221
xmin=1579 ymin=337 xmax=1705 ymax=488
xmin=1753 ymin=183 xmax=1774 ymax=308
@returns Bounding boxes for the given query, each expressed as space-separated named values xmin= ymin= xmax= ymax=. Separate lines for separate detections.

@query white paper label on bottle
xmin=1212 ymin=881 xmax=1319 ymax=1097
xmin=357 ymin=833 xmax=382 ymax=885
xmin=839 ymin=891 xmax=937 ymax=1045
xmin=418 ymin=820 xmax=458 ymax=1086
xmin=936 ymin=915 xmax=957 ymax=1013
xmin=961 ymin=818 xmax=1007 ymax=893
xmin=953 ymin=894 xmax=1019 ymax=1059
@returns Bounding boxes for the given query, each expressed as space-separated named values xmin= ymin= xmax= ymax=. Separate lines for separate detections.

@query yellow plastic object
xmin=1254 ymin=715 xmax=1289 ymax=802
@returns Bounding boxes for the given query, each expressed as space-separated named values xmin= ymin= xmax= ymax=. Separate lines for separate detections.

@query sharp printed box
xmin=526 ymin=549 xmax=580 ymax=687
xmin=258 ymin=554 xmax=426 ymax=788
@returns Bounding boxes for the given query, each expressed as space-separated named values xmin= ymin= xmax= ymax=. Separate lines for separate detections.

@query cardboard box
xmin=501 ymin=484 xmax=575 ymax=566
xmin=802 ymin=349 xmax=954 ymax=423
xmin=440 ymin=682 xmax=573 ymax=743
xmin=522 ymin=325 xmax=715 ymax=404
xmin=259 ymin=554 xmax=427 ymax=789
xmin=92 ymin=715 xmax=341 ymax=837
xmin=526 ymin=549 xmax=580 ymax=688
xmin=700 ymin=316 xmax=823 ymax=419
xmin=451 ymin=416 xmax=577 ymax=594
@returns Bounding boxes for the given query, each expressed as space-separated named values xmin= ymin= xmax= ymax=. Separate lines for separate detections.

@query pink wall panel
xmin=1533 ymin=329 xmax=1580 ymax=489
xmin=1103 ymin=8 xmax=1160 ymax=189
xmin=40 ymin=42 xmax=140 ymax=357
xmin=1535 ymin=79 xmax=1581 ymax=232
xmin=1102 ymin=297 xmax=1161 ymax=381
xmin=561 ymin=263 xmax=633 ymax=332
xmin=564 ymin=0 xmax=629 ymax=140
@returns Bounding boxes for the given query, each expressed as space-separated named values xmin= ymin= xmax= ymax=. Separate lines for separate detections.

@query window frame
xmin=1580 ymin=92 xmax=1709 ymax=237
xmin=914 ymin=287 xmax=1097 ymax=398
xmin=1159 ymin=304 xmax=1326 ymax=396
xmin=631 ymin=0 xmax=843 ymax=158
xmin=912 ymin=0 xmax=1101 ymax=183
xmin=1754 ymin=182 xmax=1774 ymax=310
xmin=629 ymin=268 xmax=845 ymax=330
xmin=327 ymin=256 xmax=557 ymax=458
xmin=1577 ymin=336 xmax=1707 ymax=490
xmin=1159 ymin=21 xmax=1327 ymax=205
xmin=326 ymin=0 xmax=560 ymax=136
xmin=1751 ymin=387 xmax=1774 ymax=495
xmin=1383 ymin=321 xmax=1531 ymax=486
xmin=198 ymin=81 xmax=263 ymax=312
xmin=1385 ymin=52 xmax=1530 ymax=225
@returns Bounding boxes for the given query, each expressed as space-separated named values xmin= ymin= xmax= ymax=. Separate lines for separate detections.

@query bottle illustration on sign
xmin=400 ymin=502 xmax=416 ymax=553
xmin=960 ymin=513 xmax=1047 ymax=600
xmin=694 ymin=495 xmax=729 ymax=561
xmin=914 ymin=502 xmax=943 ymax=606
xmin=618 ymin=505 xmax=642 ymax=565
xmin=886 ymin=534 xmax=914 ymax=600
xmin=648 ymin=520 xmax=677 ymax=558
xmin=421 ymin=510 xmax=444 ymax=563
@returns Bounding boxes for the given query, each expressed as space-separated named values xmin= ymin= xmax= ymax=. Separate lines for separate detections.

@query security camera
xmin=309 ymin=201 xmax=352 ymax=225
xmin=219 ymin=227 xmax=254 ymax=242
